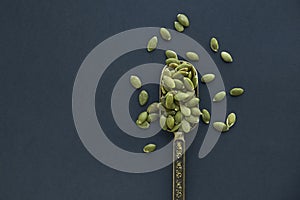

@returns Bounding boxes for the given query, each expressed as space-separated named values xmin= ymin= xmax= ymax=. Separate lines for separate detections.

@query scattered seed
xmin=213 ymin=91 xmax=226 ymax=102
xmin=137 ymin=120 xmax=150 ymax=129
xmin=201 ymin=74 xmax=215 ymax=83
xmin=165 ymin=50 xmax=178 ymax=59
xmin=139 ymin=90 xmax=149 ymax=106
xmin=147 ymin=36 xmax=158 ymax=52
xmin=186 ymin=52 xmax=199 ymax=61
xmin=143 ymin=143 xmax=156 ymax=153
xmin=210 ymin=37 xmax=219 ymax=52
xmin=130 ymin=75 xmax=142 ymax=89
xmin=213 ymin=122 xmax=229 ymax=132
xmin=201 ymin=109 xmax=210 ymax=124
xmin=174 ymin=21 xmax=184 ymax=32
xmin=137 ymin=111 xmax=148 ymax=125
xmin=160 ymin=28 xmax=171 ymax=41
xmin=230 ymin=88 xmax=244 ymax=96
xmin=177 ymin=14 xmax=190 ymax=27
xmin=221 ymin=51 xmax=233 ymax=63
xmin=226 ymin=113 xmax=236 ymax=128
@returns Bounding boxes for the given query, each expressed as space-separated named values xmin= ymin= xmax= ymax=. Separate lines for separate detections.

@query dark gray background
xmin=1 ymin=0 xmax=300 ymax=199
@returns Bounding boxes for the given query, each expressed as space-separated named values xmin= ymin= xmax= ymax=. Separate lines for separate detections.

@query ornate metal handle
xmin=173 ymin=132 xmax=185 ymax=200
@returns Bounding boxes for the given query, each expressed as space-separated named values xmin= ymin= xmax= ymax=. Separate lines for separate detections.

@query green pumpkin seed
xmin=137 ymin=120 xmax=150 ymax=129
xmin=183 ymin=77 xmax=194 ymax=91
xmin=147 ymin=102 xmax=159 ymax=113
xmin=176 ymin=63 xmax=192 ymax=71
xmin=174 ymin=21 xmax=184 ymax=32
xmin=191 ymin=107 xmax=201 ymax=116
xmin=139 ymin=90 xmax=149 ymax=106
xmin=185 ymin=115 xmax=199 ymax=124
xmin=174 ymin=111 xmax=182 ymax=124
xmin=167 ymin=115 xmax=175 ymax=129
xmin=213 ymin=91 xmax=226 ymax=102
xmin=186 ymin=52 xmax=199 ymax=61
xmin=210 ymin=37 xmax=219 ymax=52
xmin=174 ymin=92 xmax=189 ymax=101
xmin=163 ymin=75 xmax=176 ymax=89
xmin=221 ymin=51 xmax=233 ymax=63
xmin=147 ymin=36 xmax=158 ymax=52
xmin=201 ymin=109 xmax=210 ymax=124
xmin=230 ymin=88 xmax=244 ymax=96
xmin=177 ymin=14 xmax=190 ymax=27
xmin=201 ymin=74 xmax=215 ymax=83
xmin=160 ymin=27 xmax=171 ymax=41
xmin=192 ymin=76 xmax=198 ymax=89
xmin=172 ymin=71 xmax=188 ymax=79
xmin=185 ymin=97 xmax=200 ymax=107
xmin=181 ymin=120 xmax=191 ymax=133
xmin=226 ymin=113 xmax=236 ymax=128
xmin=166 ymin=58 xmax=180 ymax=65
xmin=160 ymin=115 xmax=167 ymax=130
xmin=163 ymin=68 xmax=172 ymax=77
xmin=174 ymin=79 xmax=184 ymax=90
xmin=130 ymin=75 xmax=142 ymax=89
xmin=143 ymin=143 xmax=156 ymax=153
xmin=213 ymin=122 xmax=229 ymax=132
xmin=165 ymin=93 xmax=174 ymax=109
xmin=170 ymin=123 xmax=181 ymax=132
xmin=147 ymin=113 xmax=159 ymax=123
xmin=180 ymin=104 xmax=191 ymax=116
xmin=137 ymin=111 xmax=148 ymax=125
xmin=165 ymin=50 xmax=178 ymax=59
xmin=169 ymin=62 xmax=179 ymax=68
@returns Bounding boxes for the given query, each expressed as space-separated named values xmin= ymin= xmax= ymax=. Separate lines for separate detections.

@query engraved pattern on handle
xmin=173 ymin=132 xmax=185 ymax=200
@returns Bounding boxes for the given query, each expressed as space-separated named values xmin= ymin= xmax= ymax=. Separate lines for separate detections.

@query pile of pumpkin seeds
xmin=133 ymin=13 xmax=245 ymax=152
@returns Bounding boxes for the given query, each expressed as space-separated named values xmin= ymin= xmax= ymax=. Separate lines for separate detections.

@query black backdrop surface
xmin=0 ymin=0 xmax=299 ymax=199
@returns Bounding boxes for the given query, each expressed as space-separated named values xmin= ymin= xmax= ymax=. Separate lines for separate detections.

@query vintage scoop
xmin=159 ymin=61 xmax=200 ymax=200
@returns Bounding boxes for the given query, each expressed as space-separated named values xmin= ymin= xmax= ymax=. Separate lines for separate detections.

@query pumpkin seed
xmin=213 ymin=122 xmax=229 ymax=132
xmin=174 ymin=111 xmax=182 ymax=124
xmin=147 ymin=36 xmax=158 ymax=52
xmin=201 ymin=109 xmax=210 ymax=124
xmin=172 ymin=71 xmax=188 ymax=79
xmin=174 ymin=79 xmax=184 ymax=90
xmin=181 ymin=120 xmax=191 ymax=133
xmin=201 ymin=74 xmax=215 ymax=83
xmin=186 ymin=52 xmax=199 ymax=61
xmin=160 ymin=115 xmax=167 ymax=130
xmin=163 ymin=68 xmax=172 ymax=77
xmin=226 ymin=113 xmax=236 ymax=128
xmin=147 ymin=113 xmax=159 ymax=123
xmin=163 ymin=75 xmax=176 ymax=89
xmin=137 ymin=120 xmax=150 ymax=129
xmin=192 ymin=76 xmax=198 ymax=89
xmin=169 ymin=62 xmax=179 ymax=68
xmin=165 ymin=50 xmax=178 ymax=59
xmin=147 ymin=102 xmax=159 ymax=113
xmin=183 ymin=77 xmax=194 ymax=91
xmin=213 ymin=91 xmax=226 ymax=102
xmin=185 ymin=97 xmax=200 ymax=107
xmin=230 ymin=88 xmax=244 ymax=96
xmin=139 ymin=90 xmax=149 ymax=106
xmin=166 ymin=58 xmax=180 ymax=65
xmin=221 ymin=51 xmax=233 ymax=63
xmin=174 ymin=21 xmax=184 ymax=32
xmin=167 ymin=115 xmax=175 ymax=129
xmin=160 ymin=27 xmax=171 ymax=41
xmin=137 ymin=111 xmax=148 ymax=125
xmin=174 ymin=92 xmax=189 ymax=101
xmin=176 ymin=63 xmax=192 ymax=71
xmin=165 ymin=92 xmax=175 ymax=109
xmin=143 ymin=143 xmax=156 ymax=153
xmin=130 ymin=75 xmax=142 ymax=89
xmin=170 ymin=123 xmax=181 ymax=132
xmin=191 ymin=107 xmax=201 ymax=116
xmin=180 ymin=104 xmax=191 ymax=116
xmin=185 ymin=115 xmax=199 ymax=124
xmin=210 ymin=37 xmax=219 ymax=52
xmin=177 ymin=14 xmax=190 ymax=27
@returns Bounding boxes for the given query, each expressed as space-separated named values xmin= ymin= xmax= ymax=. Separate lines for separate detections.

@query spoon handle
xmin=173 ymin=132 xmax=185 ymax=200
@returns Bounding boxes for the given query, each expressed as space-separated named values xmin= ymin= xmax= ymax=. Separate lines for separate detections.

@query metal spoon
xmin=159 ymin=61 xmax=199 ymax=200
